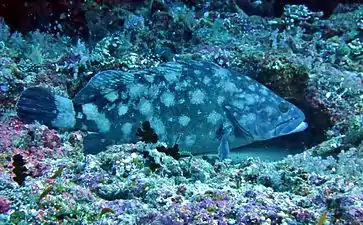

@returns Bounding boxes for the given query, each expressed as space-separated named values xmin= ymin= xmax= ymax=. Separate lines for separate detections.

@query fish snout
xmin=277 ymin=116 xmax=308 ymax=136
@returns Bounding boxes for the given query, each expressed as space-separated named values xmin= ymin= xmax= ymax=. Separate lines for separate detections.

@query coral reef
xmin=0 ymin=1 xmax=362 ymax=224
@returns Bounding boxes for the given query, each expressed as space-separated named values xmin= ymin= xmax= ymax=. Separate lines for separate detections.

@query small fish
xmin=99 ymin=207 xmax=115 ymax=217
xmin=317 ymin=211 xmax=327 ymax=225
xmin=16 ymin=61 xmax=307 ymax=159
xmin=50 ymin=166 xmax=64 ymax=179
xmin=38 ymin=185 xmax=53 ymax=202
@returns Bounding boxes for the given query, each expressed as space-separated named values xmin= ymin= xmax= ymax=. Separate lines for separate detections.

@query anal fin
xmin=83 ymin=132 xmax=109 ymax=154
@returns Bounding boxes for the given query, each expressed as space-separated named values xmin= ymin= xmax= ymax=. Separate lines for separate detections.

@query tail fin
xmin=16 ymin=87 xmax=76 ymax=129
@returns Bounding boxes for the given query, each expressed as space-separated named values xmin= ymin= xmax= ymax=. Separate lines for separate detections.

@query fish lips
xmin=275 ymin=116 xmax=308 ymax=136
xmin=289 ymin=120 xmax=308 ymax=133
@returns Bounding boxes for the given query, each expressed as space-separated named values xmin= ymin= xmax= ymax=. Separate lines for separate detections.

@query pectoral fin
xmin=216 ymin=122 xmax=233 ymax=161
xmin=218 ymin=135 xmax=230 ymax=161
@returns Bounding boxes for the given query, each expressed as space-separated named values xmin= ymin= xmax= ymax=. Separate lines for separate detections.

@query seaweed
xmin=137 ymin=121 xmax=184 ymax=172
xmin=141 ymin=151 xmax=161 ymax=172
xmin=38 ymin=186 xmax=53 ymax=202
xmin=50 ymin=166 xmax=64 ymax=179
xmin=156 ymin=144 xmax=181 ymax=160
xmin=137 ymin=121 xmax=182 ymax=160
xmin=136 ymin=121 xmax=158 ymax=143
xmin=12 ymin=154 xmax=28 ymax=186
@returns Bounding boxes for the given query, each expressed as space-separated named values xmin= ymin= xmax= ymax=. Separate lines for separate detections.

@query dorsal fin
xmin=74 ymin=70 xmax=134 ymax=104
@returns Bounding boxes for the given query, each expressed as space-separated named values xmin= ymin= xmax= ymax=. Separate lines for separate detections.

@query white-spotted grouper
xmin=16 ymin=61 xmax=308 ymax=160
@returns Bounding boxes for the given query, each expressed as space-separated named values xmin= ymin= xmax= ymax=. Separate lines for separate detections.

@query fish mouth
xmin=289 ymin=121 xmax=308 ymax=133
xmin=276 ymin=116 xmax=308 ymax=136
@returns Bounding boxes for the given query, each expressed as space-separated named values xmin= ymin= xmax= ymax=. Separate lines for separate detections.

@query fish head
xmin=271 ymin=100 xmax=308 ymax=136
xmin=224 ymin=91 xmax=308 ymax=148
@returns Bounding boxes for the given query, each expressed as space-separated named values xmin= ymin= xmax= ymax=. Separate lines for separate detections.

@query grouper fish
xmin=16 ymin=61 xmax=308 ymax=159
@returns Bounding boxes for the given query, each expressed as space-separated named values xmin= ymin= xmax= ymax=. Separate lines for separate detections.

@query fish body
xmin=17 ymin=61 xmax=307 ymax=157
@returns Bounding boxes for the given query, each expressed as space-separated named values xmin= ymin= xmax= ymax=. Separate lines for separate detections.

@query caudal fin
xmin=16 ymin=87 xmax=76 ymax=129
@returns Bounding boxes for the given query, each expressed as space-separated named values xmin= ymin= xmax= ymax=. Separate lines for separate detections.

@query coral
xmin=0 ymin=2 xmax=362 ymax=225
xmin=0 ymin=119 xmax=24 ymax=152
xmin=255 ymin=54 xmax=309 ymax=101
xmin=306 ymin=66 xmax=363 ymax=127
xmin=156 ymin=144 xmax=181 ymax=160
xmin=0 ymin=197 xmax=10 ymax=214
xmin=282 ymin=5 xmax=323 ymax=29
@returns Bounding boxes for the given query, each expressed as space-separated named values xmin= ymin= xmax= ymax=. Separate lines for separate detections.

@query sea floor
xmin=201 ymin=146 xmax=303 ymax=162
xmin=0 ymin=1 xmax=362 ymax=225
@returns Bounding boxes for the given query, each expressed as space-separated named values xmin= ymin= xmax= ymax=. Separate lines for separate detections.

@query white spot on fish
xmin=214 ymin=67 xmax=229 ymax=79
xmin=264 ymin=106 xmax=276 ymax=116
xmin=178 ymin=115 xmax=190 ymax=126
xmin=129 ymin=83 xmax=145 ymax=98
xmin=207 ymin=111 xmax=222 ymax=125
xmin=234 ymin=93 xmax=245 ymax=99
xmin=223 ymin=81 xmax=237 ymax=93
xmin=82 ymin=103 xmax=111 ymax=133
xmin=175 ymin=80 xmax=189 ymax=91
xmin=138 ymin=99 xmax=153 ymax=116
xmin=203 ymin=76 xmax=211 ymax=85
xmin=121 ymin=122 xmax=133 ymax=136
xmin=148 ymin=84 xmax=161 ymax=99
xmin=164 ymin=70 xmax=179 ymax=83
xmin=118 ymin=104 xmax=129 ymax=116
xmin=144 ymin=73 xmax=155 ymax=83
xmin=160 ymin=91 xmax=175 ymax=107
xmin=190 ymin=89 xmax=205 ymax=104
xmin=217 ymin=96 xmax=225 ymax=105
xmin=104 ymin=91 xmax=119 ymax=102
xmin=232 ymin=100 xmax=245 ymax=109
xmin=245 ymin=94 xmax=257 ymax=105
xmin=246 ymin=113 xmax=257 ymax=122
xmin=150 ymin=117 xmax=165 ymax=136
xmin=194 ymin=70 xmax=202 ymax=75
xmin=248 ymin=85 xmax=256 ymax=91
xmin=184 ymin=135 xmax=196 ymax=147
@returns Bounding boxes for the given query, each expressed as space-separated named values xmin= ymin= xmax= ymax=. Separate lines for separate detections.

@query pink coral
xmin=0 ymin=119 xmax=24 ymax=152
xmin=0 ymin=118 xmax=65 ymax=178
xmin=42 ymin=128 xmax=61 ymax=149
xmin=0 ymin=197 xmax=10 ymax=213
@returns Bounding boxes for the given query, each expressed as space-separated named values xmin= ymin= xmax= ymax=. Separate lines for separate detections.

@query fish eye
xmin=279 ymin=102 xmax=289 ymax=113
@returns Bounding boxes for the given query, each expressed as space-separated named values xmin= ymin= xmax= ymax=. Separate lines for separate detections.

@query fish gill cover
xmin=0 ymin=1 xmax=362 ymax=224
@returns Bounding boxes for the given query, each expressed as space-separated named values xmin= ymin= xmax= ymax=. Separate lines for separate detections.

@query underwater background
xmin=0 ymin=0 xmax=362 ymax=224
